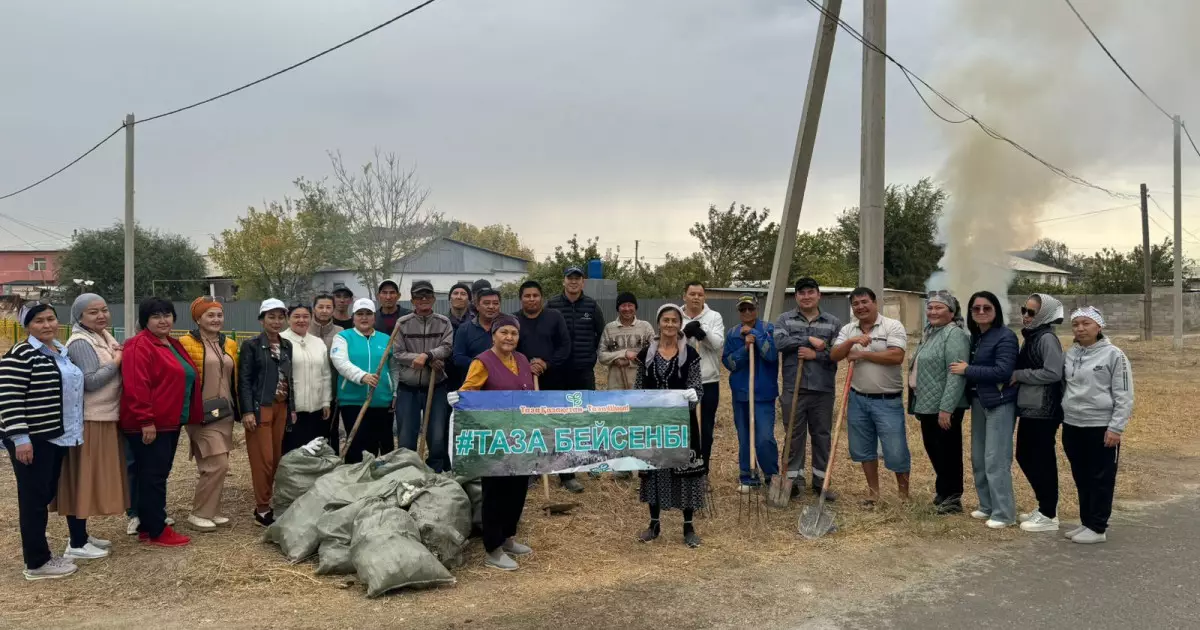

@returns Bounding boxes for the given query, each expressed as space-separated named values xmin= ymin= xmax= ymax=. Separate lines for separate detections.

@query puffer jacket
xmin=391 ymin=312 xmax=454 ymax=388
xmin=547 ymin=293 xmax=605 ymax=371
xmin=964 ymin=326 xmax=1019 ymax=409
xmin=1062 ymin=338 xmax=1134 ymax=433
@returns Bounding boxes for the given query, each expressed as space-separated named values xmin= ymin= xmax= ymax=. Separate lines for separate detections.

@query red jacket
xmin=120 ymin=329 xmax=202 ymax=433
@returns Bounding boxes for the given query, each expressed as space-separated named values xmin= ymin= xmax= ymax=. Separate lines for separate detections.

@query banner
xmin=450 ymin=389 xmax=693 ymax=478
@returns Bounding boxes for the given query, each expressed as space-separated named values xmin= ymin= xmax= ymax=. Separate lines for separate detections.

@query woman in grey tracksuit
xmin=1061 ymin=306 xmax=1133 ymax=545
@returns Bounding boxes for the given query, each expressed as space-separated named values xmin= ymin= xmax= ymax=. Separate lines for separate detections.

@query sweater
xmin=281 ymin=329 xmax=332 ymax=413
xmin=65 ymin=325 xmax=123 ymax=422
xmin=546 ymin=293 xmax=605 ymax=371
xmin=597 ymin=318 xmax=654 ymax=390
xmin=330 ymin=327 xmax=394 ymax=408
xmin=119 ymin=330 xmax=203 ymax=433
xmin=453 ymin=318 xmax=495 ymax=372
xmin=0 ymin=339 xmax=65 ymax=442
xmin=514 ymin=309 xmax=572 ymax=376
xmin=312 ymin=320 xmax=344 ymax=350
xmin=1063 ymin=338 xmax=1134 ymax=433
xmin=681 ymin=304 xmax=726 ymax=385
xmin=1014 ymin=325 xmax=1064 ymax=419
xmin=374 ymin=305 xmax=411 ymax=336
xmin=722 ymin=320 xmax=779 ymax=403
xmin=391 ymin=311 xmax=454 ymax=389
xmin=908 ymin=324 xmax=970 ymax=415
xmin=964 ymin=326 xmax=1019 ymax=409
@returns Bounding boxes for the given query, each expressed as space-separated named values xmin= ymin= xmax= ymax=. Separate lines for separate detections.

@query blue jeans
xmin=394 ymin=382 xmax=451 ymax=472
xmin=846 ymin=391 xmax=911 ymax=473
xmin=971 ymin=400 xmax=1017 ymax=523
xmin=732 ymin=398 xmax=779 ymax=483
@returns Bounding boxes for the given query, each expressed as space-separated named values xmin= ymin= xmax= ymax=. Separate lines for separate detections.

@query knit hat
xmin=190 ymin=296 xmax=222 ymax=322
xmin=450 ymin=281 xmax=472 ymax=298
xmin=71 ymin=293 xmax=106 ymax=326
xmin=492 ymin=313 xmax=520 ymax=333
xmin=1070 ymin=306 xmax=1105 ymax=328
xmin=471 ymin=279 xmax=492 ymax=295
xmin=616 ymin=292 xmax=638 ymax=308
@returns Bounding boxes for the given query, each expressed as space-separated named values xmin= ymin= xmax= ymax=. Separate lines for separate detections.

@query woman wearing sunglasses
xmin=1012 ymin=294 xmax=1065 ymax=534
xmin=950 ymin=291 xmax=1018 ymax=529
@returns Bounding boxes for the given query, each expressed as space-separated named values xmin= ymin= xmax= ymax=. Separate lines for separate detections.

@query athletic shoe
xmin=126 ymin=517 xmax=140 ymax=535
xmin=211 ymin=516 xmax=230 ymax=526
xmin=502 ymin=539 xmax=532 ymax=556
xmin=1019 ymin=511 xmax=1060 ymax=533
xmin=254 ymin=510 xmax=275 ymax=527
xmin=23 ymin=557 xmax=77 ymax=581
xmin=87 ymin=536 xmax=112 ymax=550
xmin=144 ymin=526 xmax=190 ymax=548
xmin=484 ymin=550 xmax=518 ymax=571
xmin=1064 ymin=525 xmax=1088 ymax=540
xmin=985 ymin=519 xmax=1012 ymax=529
xmin=970 ymin=510 xmax=990 ymax=520
xmin=188 ymin=515 xmax=218 ymax=532
xmin=1018 ymin=511 xmax=1033 ymax=523
xmin=64 ymin=542 xmax=110 ymax=561
xmin=1071 ymin=528 xmax=1107 ymax=544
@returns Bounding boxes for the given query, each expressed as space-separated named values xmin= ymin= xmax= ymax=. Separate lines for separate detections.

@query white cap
xmin=258 ymin=298 xmax=287 ymax=315
xmin=352 ymin=298 xmax=376 ymax=314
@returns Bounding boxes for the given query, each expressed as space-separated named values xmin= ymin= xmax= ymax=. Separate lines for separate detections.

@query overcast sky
xmin=2 ymin=0 xmax=1197 ymax=265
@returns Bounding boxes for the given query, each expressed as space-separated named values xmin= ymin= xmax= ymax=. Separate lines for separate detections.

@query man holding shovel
xmin=722 ymin=295 xmax=779 ymax=492
xmin=774 ymin=277 xmax=842 ymax=500
xmin=391 ymin=280 xmax=454 ymax=472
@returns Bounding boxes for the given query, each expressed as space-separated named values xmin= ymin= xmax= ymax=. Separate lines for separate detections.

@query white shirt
xmin=834 ymin=314 xmax=907 ymax=394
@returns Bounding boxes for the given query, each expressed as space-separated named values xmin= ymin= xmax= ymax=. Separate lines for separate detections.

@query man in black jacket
xmin=546 ymin=267 xmax=605 ymax=493
xmin=514 ymin=280 xmax=571 ymax=383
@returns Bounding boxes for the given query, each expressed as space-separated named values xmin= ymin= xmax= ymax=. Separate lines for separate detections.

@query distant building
xmin=0 ymin=249 xmax=61 ymax=298
xmin=311 ymin=238 xmax=530 ymax=298
xmin=1007 ymin=255 xmax=1071 ymax=287
xmin=201 ymin=255 xmax=237 ymax=301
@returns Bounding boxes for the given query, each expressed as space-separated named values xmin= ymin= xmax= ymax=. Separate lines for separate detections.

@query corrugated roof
xmin=1006 ymin=255 xmax=1070 ymax=275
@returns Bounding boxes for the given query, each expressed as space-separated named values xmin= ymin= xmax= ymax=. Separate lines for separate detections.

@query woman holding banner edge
xmin=447 ymin=313 xmax=535 ymax=571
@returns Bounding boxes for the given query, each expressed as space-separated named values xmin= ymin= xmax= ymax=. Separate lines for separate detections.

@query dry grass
xmin=0 ymin=335 xmax=1197 ymax=628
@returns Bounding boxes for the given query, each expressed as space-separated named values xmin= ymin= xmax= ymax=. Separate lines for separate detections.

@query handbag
xmin=200 ymin=338 xmax=234 ymax=425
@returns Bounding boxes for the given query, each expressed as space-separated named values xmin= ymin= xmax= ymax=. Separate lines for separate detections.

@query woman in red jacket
xmin=120 ymin=298 xmax=202 ymax=547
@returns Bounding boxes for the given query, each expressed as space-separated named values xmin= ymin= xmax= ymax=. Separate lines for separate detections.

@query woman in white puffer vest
xmin=280 ymin=303 xmax=332 ymax=455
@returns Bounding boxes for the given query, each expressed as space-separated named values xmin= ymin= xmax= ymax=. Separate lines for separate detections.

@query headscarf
xmin=492 ymin=313 xmax=520 ymax=333
xmin=655 ymin=303 xmax=682 ymax=324
xmin=1026 ymin=293 xmax=1064 ymax=330
xmin=21 ymin=303 xmax=55 ymax=328
xmin=924 ymin=291 xmax=963 ymax=330
xmin=71 ymin=293 xmax=105 ymax=326
xmin=1070 ymin=306 xmax=1106 ymax=328
xmin=190 ymin=296 xmax=222 ymax=323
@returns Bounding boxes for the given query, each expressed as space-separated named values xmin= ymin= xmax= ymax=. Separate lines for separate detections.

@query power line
xmin=1147 ymin=195 xmax=1200 ymax=244
xmin=1183 ymin=122 xmax=1200 ymax=161
xmin=1032 ymin=203 xmax=1136 ymax=224
xmin=1061 ymin=0 xmax=1172 ymax=121
xmin=0 ymin=126 xmax=124 ymax=201
xmin=800 ymin=0 xmax=1137 ymax=200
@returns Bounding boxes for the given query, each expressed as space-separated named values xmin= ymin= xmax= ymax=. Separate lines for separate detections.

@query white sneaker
xmin=23 ymin=556 xmax=77 ymax=581
xmin=211 ymin=516 xmax=230 ymax=526
xmin=970 ymin=510 xmax=990 ymax=520
xmin=64 ymin=542 xmax=110 ymax=561
xmin=1017 ymin=511 xmax=1033 ymax=523
xmin=187 ymin=515 xmax=217 ymax=532
xmin=126 ymin=517 xmax=140 ymax=535
xmin=1071 ymin=528 xmax=1107 ymax=544
xmin=87 ymin=536 xmax=112 ymax=550
xmin=1064 ymin=525 xmax=1087 ymax=540
xmin=985 ymin=519 xmax=1012 ymax=529
xmin=1019 ymin=511 xmax=1060 ymax=533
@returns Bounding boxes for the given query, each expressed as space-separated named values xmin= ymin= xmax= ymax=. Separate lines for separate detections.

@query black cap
xmin=410 ymin=279 xmax=434 ymax=296
xmin=793 ymin=277 xmax=820 ymax=293
xmin=476 ymin=287 xmax=501 ymax=300
xmin=564 ymin=266 xmax=585 ymax=277
xmin=332 ymin=287 xmax=353 ymax=297
xmin=378 ymin=279 xmax=400 ymax=293
xmin=471 ymin=279 xmax=492 ymax=295
xmin=616 ymin=292 xmax=637 ymax=308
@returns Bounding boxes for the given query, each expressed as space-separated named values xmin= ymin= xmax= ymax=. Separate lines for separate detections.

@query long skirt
xmin=52 ymin=421 xmax=129 ymax=517
xmin=639 ymin=470 xmax=705 ymax=511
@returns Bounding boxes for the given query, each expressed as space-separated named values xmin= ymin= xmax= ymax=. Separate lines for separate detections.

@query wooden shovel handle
xmin=819 ymin=362 xmax=855 ymax=494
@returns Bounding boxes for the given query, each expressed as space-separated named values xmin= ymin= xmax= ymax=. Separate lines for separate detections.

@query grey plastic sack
xmin=315 ymin=497 xmax=370 ymax=575
xmin=454 ymin=474 xmax=483 ymax=532
xmin=372 ymin=448 xmax=432 ymax=478
xmin=264 ymin=454 xmax=376 ymax=563
xmin=350 ymin=498 xmax=455 ymax=598
xmin=272 ymin=439 xmax=341 ymax=515
xmin=407 ymin=475 xmax=472 ymax=569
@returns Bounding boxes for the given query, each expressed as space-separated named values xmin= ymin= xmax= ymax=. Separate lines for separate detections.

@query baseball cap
xmin=332 ymin=286 xmax=353 ymax=297
xmin=736 ymin=294 xmax=758 ymax=308
xmin=352 ymin=298 xmax=376 ymax=314
xmin=258 ymin=298 xmax=287 ymax=315
xmin=794 ymin=277 xmax=820 ymax=293
xmin=377 ymin=279 xmax=400 ymax=293
xmin=564 ymin=266 xmax=584 ymax=277
xmin=410 ymin=279 xmax=434 ymax=296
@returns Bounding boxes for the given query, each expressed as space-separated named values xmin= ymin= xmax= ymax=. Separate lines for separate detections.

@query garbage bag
xmin=454 ymin=474 xmax=483 ymax=533
xmin=264 ymin=454 xmax=376 ymax=562
xmin=372 ymin=448 xmax=432 ymax=478
xmin=407 ymin=475 xmax=472 ymax=569
xmin=315 ymin=497 xmax=370 ymax=575
xmin=350 ymin=497 xmax=455 ymax=597
xmin=272 ymin=439 xmax=341 ymax=515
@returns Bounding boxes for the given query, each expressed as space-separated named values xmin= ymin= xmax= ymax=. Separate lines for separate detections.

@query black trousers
xmin=782 ymin=390 xmax=834 ymax=481
xmin=1063 ymin=424 xmax=1119 ymax=534
xmin=6 ymin=440 xmax=65 ymax=569
xmin=1016 ymin=415 xmax=1061 ymax=518
xmin=700 ymin=382 xmax=719 ymax=467
xmin=283 ymin=410 xmax=332 ymax=455
xmin=481 ymin=475 xmax=529 ymax=552
xmin=549 ymin=368 xmax=595 ymax=483
xmin=125 ymin=430 xmax=180 ymax=538
xmin=916 ymin=410 xmax=965 ymax=499
xmin=340 ymin=406 xmax=393 ymax=464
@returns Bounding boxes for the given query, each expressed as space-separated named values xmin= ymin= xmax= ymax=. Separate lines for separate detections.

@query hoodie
xmin=681 ymin=304 xmax=725 ymax=385
xmin=1062 ymin=338 xmax=1134 ymax=433
xmin=1014 ymin=293 xmax=1065 ymax=419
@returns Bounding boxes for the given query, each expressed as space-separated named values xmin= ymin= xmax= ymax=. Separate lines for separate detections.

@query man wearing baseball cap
xmin=390 ymin=280 xmax=455 ymax=472
xmin=374 ymin=280 xmax=411 ymax=336
xmin=722 ymin=295 xmax=780 ymax=491
xmin=330 ymin=298 xmax=395 ymax=463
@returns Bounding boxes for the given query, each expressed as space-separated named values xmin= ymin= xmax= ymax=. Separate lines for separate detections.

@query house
xmin=0 ymin=249 xmax=61 ymax=298
xmin=311 ymin=238 xmax=530 ymax=298
xmin=201 ymin=255 xmax=237 ymax=301
xmin=1007 ymin=255 xmax=1071 ymax=287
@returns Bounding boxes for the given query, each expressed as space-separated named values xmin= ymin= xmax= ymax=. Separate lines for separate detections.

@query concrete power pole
xmin=1173 ymin=116 xmax=1183 ymax=349
xmin=764 ymin=0 xmax=842 ymax=320
xmin=124 ymin=113 xmax=135 ymax=338
xmin=1140 ymin=183 xmax=1152 ymax=340
xmin=859 ymin=0 xmax=886 ymax=298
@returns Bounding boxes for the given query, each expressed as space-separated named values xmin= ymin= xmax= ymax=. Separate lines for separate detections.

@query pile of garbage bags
xmin=264 ymin=441 xmax=481 ymax=598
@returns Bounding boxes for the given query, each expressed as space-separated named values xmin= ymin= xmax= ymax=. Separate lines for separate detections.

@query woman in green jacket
xmin=908 ymin=291 xmax=970 ymax=514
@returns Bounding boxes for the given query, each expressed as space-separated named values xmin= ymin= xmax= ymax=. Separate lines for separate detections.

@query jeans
xmin=126 ymin=430 xmax=181 ymax=538
xmin=732 ymin=398 xmax=779 ymax=483
xmin=846 ymin=392 xmax=910 ymax=473
xmin=782 ymin=390 xmax=834 ymax=481
xmin=481 ymin=475 xmax=529 ymax=552
xmin=1063 ymin=424 xmax=1119 ymax=534
xmin=916 ymin=410 xmax=965 ymax=499
xmin=394 ymin=382 xmax=451 ymax=472
xmin=6 ymin=440 xmax=65 ymax=569
xmin=970 ymin=400 xmax=1017 ymax=524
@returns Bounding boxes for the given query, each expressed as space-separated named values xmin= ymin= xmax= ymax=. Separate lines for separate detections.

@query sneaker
xmin=1064 ymin=525 xmax=1088 ymax=540
xmin=126 ymin=517 xmax=140 ymax=535
xmin=936 ymin=498 xmax=964 ymax=515
xmin=144 ymin=525 xmax=191 ymax=548
xmin=484 ymin=549 xmax=518 ymax=571
xmin=561 ymin=478 xmax=585 ymax=494
xmin=1071 ymin=528 xmax=1107 ymax=544
xmin=970 ymin=510 xmax=991 ymax=520
xmin=502 ymin=538 xmax=532 ymax=556
xmin=23 ymin=556 xmax=77 ymax=581
xmin=1018 ymin=511 xmax=1034 ymax=523
xmin=211 ymin=516 xmax=230 ymax=526
xmin=64 ymin=542 xmax=110 ymax=561
xmin=985 ymin=519 xmax=1012 ymax=529
xmin=254 ymin=510 xmax=275 ymax=527
xmin=188 ymin=515 xmax=217 ymax=532
xmin=87 ymin=536 xmax=112 ymax=550
xmin=1019 ymin=511 xmax=1060 ymax=533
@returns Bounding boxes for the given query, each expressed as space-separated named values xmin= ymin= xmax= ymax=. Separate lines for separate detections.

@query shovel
xmin=768 ymin=359 xmax=804 ymax=508
xmin=739 ymin=348 xmax=764 ymax=523
xmin=535 ymin=375 xmax=579 ymax=515
xmin=798 ymin=362 xmax=854 ymax=539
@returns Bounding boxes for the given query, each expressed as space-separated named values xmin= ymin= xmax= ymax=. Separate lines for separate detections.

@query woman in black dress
xmin=635 ymin=304 xmax=704 ymax=548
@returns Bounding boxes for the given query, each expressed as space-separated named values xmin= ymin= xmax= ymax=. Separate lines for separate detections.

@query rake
xmin=738 ymin=349 xmax=764 ymax=525
xmin=798 ymin=362 xmax=854 ymax=539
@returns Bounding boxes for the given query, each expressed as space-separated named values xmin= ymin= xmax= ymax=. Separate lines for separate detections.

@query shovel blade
xmin=798 ymin=504 xmax=836 ymax=539
xmin=767 ymin=477 xmax=793 ymax=509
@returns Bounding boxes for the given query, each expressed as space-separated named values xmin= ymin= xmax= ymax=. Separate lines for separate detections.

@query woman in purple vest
xmin=447 ymin=313 xmax=535 ymax=571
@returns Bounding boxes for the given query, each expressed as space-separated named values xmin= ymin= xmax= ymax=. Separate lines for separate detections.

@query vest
xmin=66 ymin=326 xmax=122 ymax=422
xmin=337 ymin=328 xmax=394 ymax=407
xmin=476 ymin=349 xmax=535 ymax=391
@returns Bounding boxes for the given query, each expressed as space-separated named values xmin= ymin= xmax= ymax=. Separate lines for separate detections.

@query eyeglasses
xmin=971 ymin=305 xmax=994 ymax=314
xmin=1021 ymin=307 xmax=1038 ymax=317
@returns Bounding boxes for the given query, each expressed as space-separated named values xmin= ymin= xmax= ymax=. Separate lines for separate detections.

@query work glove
xmin=447 ymin=391 xmax=461 ymax=407
xmin=300 ymin=437 xmax=324 ymax=456
xmin=682 ymin=388 xmax=699 ymax=404
xmin=683 ymin=320 xmax=705 ymax=340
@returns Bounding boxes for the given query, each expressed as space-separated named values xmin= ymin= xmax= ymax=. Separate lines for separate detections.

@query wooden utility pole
xmin=634 ymin=240 xmax=640 ymax=274
xmin=1173 ymin=116 xmax=1183 ymax=349
xmin=1140 ymin=183 xmax=1152 ymax=340
xmin=124 ymin=113 xmax=136 ymax=339
xmin=764 ymin=0 xmax=842 ymax=320
xmin=859 ymin=0 xmax=886 ymax=298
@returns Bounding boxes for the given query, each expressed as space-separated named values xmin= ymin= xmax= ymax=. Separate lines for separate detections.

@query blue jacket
xmin=722 ymin=320 xmax=779 ymax=403
xmin=453 ymin=319 xmax=494 ymax=372
xmin=965 ymin=326 xmax=1019 ymax=409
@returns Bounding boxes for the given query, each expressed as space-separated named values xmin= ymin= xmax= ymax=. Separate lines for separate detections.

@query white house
xmin=1008 ymin=255 xmax=1071 ymax=287
xmin=311 ymin=238 xmax=530 ymax=298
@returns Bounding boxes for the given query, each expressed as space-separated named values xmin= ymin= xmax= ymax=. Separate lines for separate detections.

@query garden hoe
xmin=798 ymin=363 xmax=854 ymax=539
xmin=767 ymin=359 xmax=804 ymax=508
xmin=739 ymin=349 xmax=764 ymax=525
xmin=535 ymin=376 xmax=578 ymax=516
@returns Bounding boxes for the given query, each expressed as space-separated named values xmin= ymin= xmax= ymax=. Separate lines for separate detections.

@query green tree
xmin=833 ymin=178 xmax=946 ymax=291
xmin=58 ymin=223 xmax=207 ymax=301
xmin=1027 ymin=238 xmax=1079 ymax=273
xmin=746 ymin=223 xmax=856 ymax=287
xmin=448 ymin=222 xmax=535 ymax=260
xmin=690 ymin=203 xmax=771 ymax=286
xmin=1076 ymin=237 xmax=1177 ymax=293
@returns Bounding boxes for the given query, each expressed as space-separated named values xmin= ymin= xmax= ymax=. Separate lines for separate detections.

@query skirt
xmin=186 ymin=418 xmax=235 ymax=460
xmin=639 ymin=469 xmax=705 ymax=511
xmin=52 ymin=421 xmax=130 ymax=518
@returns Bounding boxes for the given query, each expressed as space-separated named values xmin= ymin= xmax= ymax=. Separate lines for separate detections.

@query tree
xmin=744 ymin=223 xmax=856 ymax=287
xmin=833 ymin=178 xmax=946 ymax=291
xmin=324 ymin=148 xmax=442 ymax=291
xmin=690 ymin=203 xmax=771 ymax=286
xmin=57 ymin=223 xmax=207 ymax=301
xmin=448 ymin=222 xmax=535 ymax=260
xmin=1076 ymin=237 xmax=1177 ymax=293
xmin=1027 ymin=238 xmax=1077 ymax=272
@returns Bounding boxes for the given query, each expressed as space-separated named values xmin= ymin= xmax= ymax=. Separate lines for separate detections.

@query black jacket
xmin=238 ymin=333 xmax=296 ymax=420
xmin=547 ymin=293 xmax=605 ymax=371
xmin=514 ymin=309 xmax=572 ymax=373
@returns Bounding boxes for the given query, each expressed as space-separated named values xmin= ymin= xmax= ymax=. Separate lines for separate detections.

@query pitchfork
xmin=738 ymin=347 xmax=764 ymax=525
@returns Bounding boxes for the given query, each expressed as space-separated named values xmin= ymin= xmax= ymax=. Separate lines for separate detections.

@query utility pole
xmin=634 ymin=240 xmax=640 ymax=274
xmin=1173 ymin=116 xmax=1183 ymax=349
xmin=859 ymin=0 xmax=886 ymax=298
xmin=1140 ymin=183 xmax=1152 ymax=340
xmin=124 ymin=113 xmax=135 ymax=339
xmin=765 ymin=0 xmax=842 ymax=320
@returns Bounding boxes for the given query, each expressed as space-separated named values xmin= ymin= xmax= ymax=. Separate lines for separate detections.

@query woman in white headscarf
xmin=1012 ymin=293 xmax=1065 ymax=534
